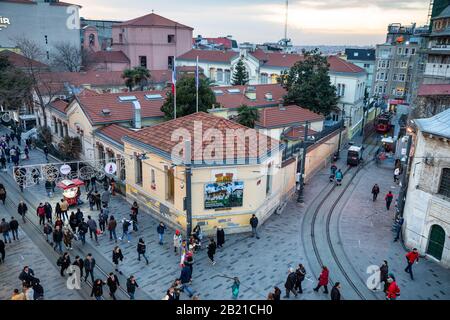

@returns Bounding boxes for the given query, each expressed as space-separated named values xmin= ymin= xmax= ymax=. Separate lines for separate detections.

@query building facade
xmin=345 ymin=48 xmax=376 ymax=95
xmin=0 ymin=0 xmax=81 ymax=64
xmin=372 ymin=23 xmax=429 ymax=110
xmin=403 ymin=108 xmax=450 ymax=268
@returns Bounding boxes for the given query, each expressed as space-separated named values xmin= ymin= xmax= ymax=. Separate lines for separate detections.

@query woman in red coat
xmin=313 ymin=266 xmax=329 ymax=294
xmin=386 ymin=277 xmax=400 ymax=300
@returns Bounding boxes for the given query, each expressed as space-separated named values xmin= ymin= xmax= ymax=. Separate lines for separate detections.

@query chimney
xmin=132 ymin=100 xmax=142 ymax=129
xmin=265 ymin=92 xmax=273 ymax=101
xmin=245 ymin=86 xmax=256 ymax=101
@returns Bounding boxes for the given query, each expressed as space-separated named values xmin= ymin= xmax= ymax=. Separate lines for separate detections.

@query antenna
xmin=284 ymin=0 xmax=289 ymax=46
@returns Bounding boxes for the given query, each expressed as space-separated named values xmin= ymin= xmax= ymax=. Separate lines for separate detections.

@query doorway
xmin=426 ymin=224 xmax=446 ymax=261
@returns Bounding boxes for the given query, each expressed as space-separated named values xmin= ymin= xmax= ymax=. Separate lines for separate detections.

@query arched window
xmin=427 ymin=224 xmax=445 ymax=260
xmin=217 ymin=68 xmax=224 ymax=83
xmin=89 ymin=33 xmax=95 ymax=46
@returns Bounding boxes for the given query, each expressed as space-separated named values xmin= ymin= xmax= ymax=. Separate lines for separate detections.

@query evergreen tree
xmin=281 ymin=49 xmax=338 ymax=115
xmin=161 ymin=77 xmax=216 ymax=119
xmin=231 ymin=58 xmax=249 ymax=85
xmin=121 ymin=67 xmax=151 ymax=91
xmin=236 ymin=105 xmax=260 ymax=128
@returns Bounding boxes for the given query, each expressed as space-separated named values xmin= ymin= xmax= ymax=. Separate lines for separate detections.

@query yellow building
xmin=122 ymin=112 xmax=290 ymax=235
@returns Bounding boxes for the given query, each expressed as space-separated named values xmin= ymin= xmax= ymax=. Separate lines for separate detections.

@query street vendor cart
xmin=57 ymin=179 xmax=84 ymax=206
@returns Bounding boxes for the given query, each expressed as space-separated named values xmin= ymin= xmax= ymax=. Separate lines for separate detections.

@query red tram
xmin=374 ymin=113 xmax=392 ymax=134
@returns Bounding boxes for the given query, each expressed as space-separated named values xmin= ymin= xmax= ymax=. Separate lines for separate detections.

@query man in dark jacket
xmin=127 ymin=275 xmax=139 ymax=300
xmin=385 ymin=191 xmax=394 ymax=210
xmin=216 ymin=226 xmax=225 ymax=248
xmin=249 ymin=214 xmax=260 ymax=239
xmin=157 ymin=222 xmax=166 ymax=245
xmin=294 ymin=264 xmax=306 ymax=294
xmin=86 ymin=216 xmax=98 ymax=243
xmin=17 ymin=201 xmax=28 ymax=223
xmin=331 ymin=282 xmax=341 ymax=301
xmin=180 ymin=266 xmax=194 ymax=298
xmin=284 ymin=267 xmax=298 ymax=298
xmin=72 ymin=255 xmax=84 ymax=279
xmin=207 ymin=238 xmax=217 ymax=265
xmin=1 ymin=218 xmax=11 ymax=243
xmin=106 ymin=272 xmax=120 ymax=300
xmin=19 ymin=266 xmax=36 ymax=286
xmin=44 ymin=202 xmax=52 ymax=224
xmin=371 ymin=184 xmax=380 ymax=201
xmin=84 ymin=253 xmax=96 ymax=283
xmin=0 ymin=239 xmax=5 ymax=263
xmin=53 ymin=226 xmax=63 ymax=253
xmin=78 ymin=218 xmax=89 ymax=245
xmin=380 ymin=260 xmax=389 ymax=292
xmin=9 ymin=217 xmax=19 ymax=241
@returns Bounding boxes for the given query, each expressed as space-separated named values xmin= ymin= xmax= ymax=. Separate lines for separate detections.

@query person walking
xmin=44 ymin=202 xmax=52 ymax=224
xmin=394 ymin=217 xmax=404 ymax=242
xmin=9 ymin=217 xmax=19 ymax=241
xmin=379 ymin=260 xmax=389 ymax=292
xmin=294 ymin=264 xmax=306 ymax=294
xmin=126 ymin=276 xmax=139 ymax=300
xmin=108 ymin=215 xmax=117 ymax=242
xmin=0 ymin=239 xmax=5 ymax=264
xmin=207 ymin=238 xmax=217 ymax=265
xmin=55 ymin=201 xmax=62 ymax=220
xmin=84 ymin=253 xmax=96 ymax=283
xmin=53 ymin=226 xmax=63 ymax=253
xmin=180 ymin=265 xmax=194 ymax=298
xmin=385 ymin=191 xmax=394 ymax=211
xmin=32 ymin=279 xmax=44 ymax=300
xmin=101 ymin=189 xmax=111 ymax=208
xmin=394 ymin=167 xmax=400 ymax=183
xmin=137 ymin=238 xmax=149 ymax=265
xmin=371 ymin=184 xmax=380 ymax=201
xmin=386 ymin=277 xmax=400 ymax=300
xmin=184 ymin=251 xmax=194 ymax=277
xmin=45 ymin=180 xmax=52 ymax=197
xmin=112 ymin=246 xmax=124 ymax=274
xmin=63 ymin=228 xmax=73 ymax=250
xmin=36 ymin=203 xmax=46 ymax=226
xmin=57 ymin=252 xmax=71 ymax=277
xmin=1 ymin=218 xmax=12 ymax=243
xmin=75 ymin=208 xmax=83 ymax=226
xmin=120 ymin=219 xmax=131 ymax=243
xmin=0 ymin=183 xmax=6 ymax=205
xmin=249 ymin=214 xmax=260 ymax=239
xmin=106 ymin=272 xmax=120 ymax=300
xmin=216 ymin=226 xmax=225 ymax=248
xmin=59 ymin=199 xmax=69 ymax=221
xmin=130 ymin=209 xmax=138 ymax=232
xmin=43 ymin=223 xmax=52 ymax=243
xmin=98 ymin=206 xmax=108 ymax=233
xmin=283 ymin=267 xmax=298 ymax=298
xmin=86 ymin=216 xmax=98 ymax=243
xmin=69 ymin=212 xmax=78 ymax=233
xmin=131 ymin=201 xmax=139 ymax=221
xmin=78 ymin=218 xmax=88 ymax=245
xmin=404 ymin=248 xmax=419 ymax=280
xmin=43 ymin=145 xmax=49 ymax=161
xmin=173 ymin=230 xmax=182 ymax=254
xmin=313 ymin=266 xmax=329 ymax=294
xmin=231 ymin=277 xmax=240 ymax=299
xmin=18 ymin=266 xmax=36 ymax=287
xmin=93 ymin=190 xmax=101 ymax=210
xmin=73 ymin=255 xmax=84 ymax=280
xmin=157 ymin=222 xmax=166 ymax=245
xmin=335 ymin=169 xmax=343 ymax=186
xmin=17 ymin=201 xmax=28 ymax=223
xmin=91 ymin=279 xmax=105 ymax=300
xmin=330 ymin=282 xmax=341 ymax=301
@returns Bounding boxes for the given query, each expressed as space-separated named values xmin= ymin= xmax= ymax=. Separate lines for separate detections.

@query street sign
xmin=60 ymin=164 xmax=71 ymax=175
xmin=104 ymin=162 xmax=117 ymax=174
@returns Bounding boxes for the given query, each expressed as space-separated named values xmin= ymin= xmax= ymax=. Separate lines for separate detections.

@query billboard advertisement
xmin=204 ymin=180 xmax=244 ymax=210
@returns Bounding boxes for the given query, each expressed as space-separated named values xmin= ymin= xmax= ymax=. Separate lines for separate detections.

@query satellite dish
xmin=2 ymin=113 xmax=11 ymax=123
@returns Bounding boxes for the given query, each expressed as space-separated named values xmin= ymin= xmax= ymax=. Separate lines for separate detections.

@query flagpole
xmin=196 ymin=55 xmax=199 ymax=113
xmin=174 ymin=57 xmax=177 ymax=119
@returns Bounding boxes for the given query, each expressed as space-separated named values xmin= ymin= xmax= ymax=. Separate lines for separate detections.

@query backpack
xmin=56 ymin=257 xmax=63 ymax=266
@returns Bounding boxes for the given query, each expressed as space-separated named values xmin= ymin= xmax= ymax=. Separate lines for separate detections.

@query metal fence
xmin=282 ymin=120 xmax=344 ymax=161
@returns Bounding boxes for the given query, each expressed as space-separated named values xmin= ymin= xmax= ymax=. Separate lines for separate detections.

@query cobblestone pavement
xmin=1 ymin=125 xmax=449 ymax=300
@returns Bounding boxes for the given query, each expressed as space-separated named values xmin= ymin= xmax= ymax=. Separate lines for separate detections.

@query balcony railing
xmin=424 ymin=63 xmax=450 ymax=78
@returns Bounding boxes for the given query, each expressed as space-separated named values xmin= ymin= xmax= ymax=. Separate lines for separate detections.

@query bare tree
xmin=13 ymin=36 xmax=58 ymax=128
xmin=52 ymin=41 xmax=82 ymax=72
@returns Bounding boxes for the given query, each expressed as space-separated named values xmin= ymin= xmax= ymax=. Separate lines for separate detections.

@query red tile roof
xmin=95 ymin=124 xmax=134 ymax=146
xmin=193 ymin=37 xmax=234 ymax=50
xmin=40 ymin=71 xmax=125 ymax=88
xmin=178 ymin=49 xmax=238 ymax=63
xmin=89 ymin=50 xmax=130 ymax=64
xmin=0 ymin=50 xmax=48 ymax=69
xmin=75 ymin=90 xmax=166 ymax=125
xmin=49 ymin=99 xmax=69 ymax=114
xmin=212 ymin=84 xmax=286 ymax=110
xmin=327 ymin=55 xmax=366 ymax=73
xmin=256 ymin=105 xmax=324 ymax=129
xmin=123 ymin=112 xmax=279 ymax=162
xmin=418 ymin=84 xmax=450 ymax=96
xmin=250 ymin=49 xmax=365 ymax=73
xmin=283 ymin=126 xmax=317 ymax=140
xmin=115 ymin=13 xmax=192 ymax=30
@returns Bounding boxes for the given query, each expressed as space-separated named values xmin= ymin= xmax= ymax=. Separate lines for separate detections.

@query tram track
xmin=307 ymin=135 xmax=380 ymax=300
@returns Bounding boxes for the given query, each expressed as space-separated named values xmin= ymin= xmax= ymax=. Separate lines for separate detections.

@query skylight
xmin=227 ymin=88 xmax=240 ymax=94
xmin=145 ymin=94 xmax=163 ymax=100
xmin=118 ymin=95 xmax=137 ymax=102
xmin=213 ymin=90 xmax=224 ymax=95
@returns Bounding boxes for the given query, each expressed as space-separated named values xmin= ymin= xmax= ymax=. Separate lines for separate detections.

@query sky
xmin=75 ymin=0 xmax=430 ymax=46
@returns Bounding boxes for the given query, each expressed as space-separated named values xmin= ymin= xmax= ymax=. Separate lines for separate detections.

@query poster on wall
xmin=204 ymin=180 xmax=244 ymax=210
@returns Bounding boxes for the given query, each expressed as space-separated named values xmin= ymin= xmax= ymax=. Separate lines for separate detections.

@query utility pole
xmin=284 ymin=0 xmax=289 ymax=47
xmin=397 ymin=135 xmax=412 ymax=218
xmin=336 ymin=108 xmax=345 ymax=158
xmin=185 ymin=165 xmax=192 ymax=236
xmin=297 ymin=121 xmax=309 ymax=203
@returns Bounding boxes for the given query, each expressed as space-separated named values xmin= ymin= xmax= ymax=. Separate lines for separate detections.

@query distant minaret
xmin=284 ymin=0 xmax=289 ymax=44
